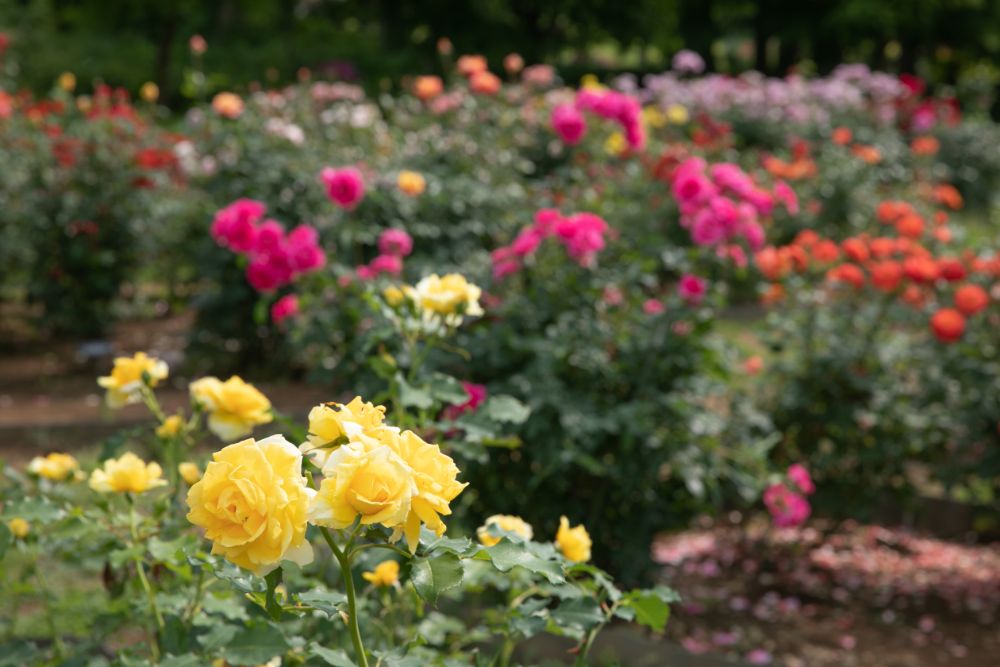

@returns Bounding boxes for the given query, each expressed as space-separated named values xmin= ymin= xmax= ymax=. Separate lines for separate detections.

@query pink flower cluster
xmin=443 ymin=381 xmax=488 ymax=421
xmin=356 ymin=228 xmax=414 ymax=280
xmin=492 ymin=208 xmax=610 ymax=279
xmin=270 ymin=294 xmax=299 ymax=324
xmin=763 ymin=464 xmax=816 ymax=528
xmin=671 ymin=158 xmax=798 ymax=264
xmin=211 ymin=199 xmax=326 ymax=293
xmin=551 ymin=89 xmax=646 ymax=150
xmin=321 ymin=166 xmax=365 ymax=210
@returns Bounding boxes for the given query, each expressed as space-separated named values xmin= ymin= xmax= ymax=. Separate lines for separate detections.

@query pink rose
xmin=787 ymin=464 xmax=815 ymax=495
xmin=321 ymin=166 xmax=365 ymax=209
xmin=678 ymin=274 xmax=707 ymax=305
xmin=643 ymin=299 xmax=665 ymax=315
xmin=444 ymin=381 xmax=488 ymax=420
xmin=271 ymin=294 xmax=299 ymax=324
xmin=551 ymin=103 xmax=587 ymax=145
xmin=763 ymin=483 xmax=811 ymax=528
xmin=377 ymin=228 xmax=414 ymax=257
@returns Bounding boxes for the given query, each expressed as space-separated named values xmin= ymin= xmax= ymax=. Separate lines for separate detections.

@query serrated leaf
xmin=428 ymin=373 xmax=469 ymax=404
xmin=480 ymin=541 xmax=564 ymax=584
xmin=551 ymin=598 xmax=605 ymax=630
xmin=297 ymin=590 xmax=348 ymax=618
xmin=623 ymin=587 xmax=676 ymax=632
xmin=411 ymin=553 xmax=463 ymax=605
xmin=398 ymin=376 xmax=434 ymax=409
xmin=222 ymin=623 xmax=289 ymax=665
xmin=0 ymin=498 xmax=64 ymax=523
xmin=197 ymin=623 xmax=238 ymax=651
xmin=481 ymin=395 xmax=531 ymax=423
xmin=309 ymin=643 xmax=355 ymax=666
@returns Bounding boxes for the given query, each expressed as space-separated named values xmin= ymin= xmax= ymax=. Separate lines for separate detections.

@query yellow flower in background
xmin=178 ymin=462 xmax=201 ymax=485
xmin=555 ymin=516 xmax=592 ymax=563
xmin=666 ymin=103 xmax=690 ymax=125
xmin=604 ymin=131 xmax=627 ymax=156
xmin=89 ymin=452 xmax=167 ymax=494
xmin=97 ymin=352 xmax=168 ymax=408
xmin=28 ymin=452 xmax=79 ymax=481
xmin=642 ymin=106 xmax=667 ymax=129
xmin=58 ymin=72 xmax=76 ymax=92
xmin=390 ymin=430 xmax=467 ymax=553
xmin=190 ymin=376 xmax=273 ymax=441
xmin=301 ymin=397 xmax=388 ymax=466
xmin=211 ymin=92 xmax=244 ymax=119
xmin=477 ymin=514 xmax=534 ymax=546
xmin=8 ymin=517 xmax=30 ymax=538
xmin=140 ymin=82 xmax=159 ymax=103
xmin=397 ymin=170 xmax=426 ymax=197
xmin=383 ymin=285 xmax=406 ymax=307
xmin=187 ymin=435 xmax=314 ymax=575
xmin=156 ymin=414 xmax=183 ymax=438
xmin=362 ymin=559 xmax=400 ymax=587
xmin=309 ymin=435 xmax=415 ymax=531
xmin=413 ymin=273 xmax=483 ymax=323
xmin=580 ymin=74 xmax=604 ymax=91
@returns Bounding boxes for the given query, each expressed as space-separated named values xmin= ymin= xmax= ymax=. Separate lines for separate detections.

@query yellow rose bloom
xmin=140 ymin=81 xmax=159 ymax=103
xmin=309 ymin=435 xmax=415 ymax=531
xmin=187 ymin=435 xmax=314 ymax=575
xmin=388 ymin=430 xmax=467 ymax=553
xmin=555 ymin=516 xmax=592 ymax=563
xmin=156 ymin=414 xmax=183 ymax=438
xmin=178 ymin=462 xmax=202 ymax=485
xmin=89 ymin=452 xmax=167 ymax=494
xmin=8 ymin=517 xmax=30 ymax=538
xmin=97 ymin=352 xmax=168 ymax=408
xmin=666 ymin=103 xmax=690 ymax=125
xmin=301 ymin=397 xmax=388 ymax=466
xmin=190 ymin=376 xmax=273 ymax=441
xmin=397 ymin=170 xmax=426 ymax=197
xmin=27 ymin=452 xmax=79 ymax=481
xmin=477 ymin=514 xmax=534 ymax=546
xmin=58 ymin=72 xmax=76 ymax=92
xmin=362 ymin=559 xmax=400 ymax=587
xmin=604 ymin=131 xmax=627 ymax=156
xmin=383 ymin=285 xmax=406 ymax=307
xmin=413 ymin=273 xmax=484 ymax=324
xmin=642 ymin=106 xmax=667 ymax=129
xmin=580 ymin=74 xmax=604 ymax=91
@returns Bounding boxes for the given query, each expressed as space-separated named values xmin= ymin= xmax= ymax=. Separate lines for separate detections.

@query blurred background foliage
xmin=3 ymin=0 xmax=1000 ymax=109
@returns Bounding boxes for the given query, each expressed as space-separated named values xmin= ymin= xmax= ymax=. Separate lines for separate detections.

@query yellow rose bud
xmin=190 ymin=376 xmax=273 ymax=441
xmin=58 ymin=72 xmax=76 ymax=92
xmin=97 ymin=352 xmax=169 ymax=408
xmin=140 ymin=81 xmax=160 ymax=103
xmin=477 ymin=514 xmax=534 ymax=546
xmin=300 ymin=397 xmax=387 ymax=467
xmin=309 ymin=434 xmax=416 ymax=531
xmin=27 ymin=452 xmax=79 ymax=481
xmin=178 ymin=462 xmax=201 ymax=485
xmin=397 ymin=170 xmax=426 ymax=197
xmin=8 ymin=517 xmax=30 ymax=538
xmin=362 ymin=559 xmax=400 ymax=587
xmin=383 ymin=285 xmax=406 ymax=307
xmin=156 ymin=414 xmax=183 ymax=438
xmin=413 ymin=273 xmax=484 ymax=324
xmin=604 ymin=131 xmax=627 ymax=156
xmin=666 ymin=103 xmax=689 ymax=125
xmin=89 ymin=452 xmax=167 ymax=494
xmin=389 ymin=430 xmax=467 ymax=553
xmin=555 ymin=516 xmax=592 ymax=563
xmin=187 ymin=435 xmax=314 ymax=575
xmin=211 ymin=92 xmax=244 ymax=119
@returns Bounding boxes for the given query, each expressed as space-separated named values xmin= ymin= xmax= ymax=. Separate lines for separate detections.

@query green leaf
xmin=428 ymin=373 xmax=469 ymax=404
xmin=0 ymin=498 xmax=64 ymax=523
xmin=411 ymin=553 xmax=463 ymax=605
xmin=159 ymin=655 xmax=202 ymax=667
xmin=222 ymin=623 xmax=289 ymax=665
xmin=479 ymin=541 xmax=564 ymax=584
xmin=264 ymin=568 xmax=283 ymax=620
xmin=309 ymin=644 xmax=356 ymax=666
xmin=197 ymin=623 xmax=239 ymax=651
xmin=480 ymin=395 xmax=530 ymax=423
xmin=0 ymin=523 xmax=9 ymax=558
xmin=297 ymin=590 xmax=348 ymax=618
xmin=551 ymin=598 xmax=605 ymax=630
xmin=398 ymin=376 xmax=434 ymax=409
xmin=623 ymin=587 xmax=677 ymax=632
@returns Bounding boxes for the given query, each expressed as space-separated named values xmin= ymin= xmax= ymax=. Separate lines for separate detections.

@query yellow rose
xmin=301 ymin=397 xmax=388 ymax=466
xmin=178 ymin=462 xmax=201 ymax=485
xmin=28 ymin=452 xmax=79 ymax=481
xmin=642 ymin=106 xmax=667 ymax=129
xmin=156 ymin=414 xmax=183 ymax=438
xmin=190 ymin=376 xmax=273 ymax=441
xmin=89 ymin=452 xmax=167 ymax=494
xmin=187 ymin=435 xmax=314 ymax=575
xmin=362 ymin=559 xmax=400 ymax=587
xmin=8 ymin=517 xmax=30 ymax=538
xmin=477 ymin=514 xmax=533 ymax=546
xmin=383 ymin=285 xmax=406 ymax=307
xmin=666 ymin=103 xmax=689 ymax=125
xmin=555 ymin=516 xmax=592 ymax=563
xmin=580 ymin=74 xmax=604 ymax=91
xmin=58 ymin=72 xmax=76 ymax=92
xmin=97 ymin=352 xmax=168 ymax=408
xmin=388 ymin=430 xmax=467 ymax=552
xmin=309 ymin=435 xmax=415 ymax=531
xmin=413 ymin=273 xmax=484 ymax=324
xmin=604 ymin=131 xmax=627 ymax=156
xmin=140 ymin=81 xmax=159 ymax=103
xmin=397 ymin=170 xmax=426 ymax=197
xmin=212 ymin=92 xmax=244 ymax=119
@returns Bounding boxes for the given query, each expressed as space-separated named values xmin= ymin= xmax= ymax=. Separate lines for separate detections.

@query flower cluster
xmin=211 ymin=199 xmax=325 ymax=292
xmin=763 ymin=464 xmax=815 ymax=528
xmin=356 ymin=228 xmax=414 ymax=280
xmin=492 ymin=208 xmax=611 ymax=278
xmin=383 ymin=273 xmax=485 ymax=328
xmin=558 ymin=87 xmax=645 ymax=150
